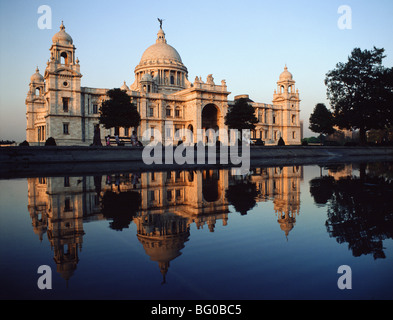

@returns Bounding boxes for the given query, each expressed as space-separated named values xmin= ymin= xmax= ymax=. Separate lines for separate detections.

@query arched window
xmin=166 ymin=107 xmax=172 ymax=118
xmin=170 ymin=75 xmax=175 ymax=85
xmin=35 ymin=87 xmax=41 ymax=96
xmin=60 ymin=52 xmax=68 ymax=65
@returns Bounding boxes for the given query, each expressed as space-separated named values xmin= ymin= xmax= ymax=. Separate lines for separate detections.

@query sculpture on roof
xmin=157 ymin=18 xmax=164 ymax=29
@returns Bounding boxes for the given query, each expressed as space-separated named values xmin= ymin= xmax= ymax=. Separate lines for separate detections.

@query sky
xmin=0 ymin=0 xmax=392 ymax=142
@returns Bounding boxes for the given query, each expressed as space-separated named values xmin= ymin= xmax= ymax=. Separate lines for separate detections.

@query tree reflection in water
xmin=101 ymin=189 xmax=141 ymax=231
xmin=226 ymin=176 xmax=258 ymax=216
xmin=309 ymin=163 xmax=393 ymax=259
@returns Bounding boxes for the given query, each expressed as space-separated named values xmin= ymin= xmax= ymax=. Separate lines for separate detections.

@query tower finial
xmin=60 ymin=21 xmax=65 ymax=31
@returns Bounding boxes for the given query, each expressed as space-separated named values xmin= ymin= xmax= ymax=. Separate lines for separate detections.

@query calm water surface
xmin=0 ymin=162 xmax=392 ymax=300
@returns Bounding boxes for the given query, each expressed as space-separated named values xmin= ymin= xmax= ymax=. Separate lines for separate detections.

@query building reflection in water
xmin=249 ymin=166 xmax=302 ymax=239
xmin=27 ymin=166 xmax=303 ymax=283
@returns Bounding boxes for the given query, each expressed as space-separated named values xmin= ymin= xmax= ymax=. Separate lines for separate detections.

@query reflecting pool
xmin=0 ymin=162 xmax=392 ymax=300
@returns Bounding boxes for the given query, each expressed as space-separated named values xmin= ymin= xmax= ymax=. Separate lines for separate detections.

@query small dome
xmin=120 ymin=81 xmax=129 ymax=91
xmin=30 ymin=67 xmax=44 ymax=83
xmin=52 ymin=22 xmax=73 ymax=45
xmin=141 ymin=73 xmax=153 ymax=82
xmin=279 ymin=66 xmax=293 ymax=81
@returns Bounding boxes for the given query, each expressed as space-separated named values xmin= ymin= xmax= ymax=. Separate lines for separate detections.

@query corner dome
xmin=279 ymin=66 xmax=293 ymax=81
xmin=120 ymin=81 xmax=129 ymax=91
xmin=141 ymin=73 xmax=153 ymax=82
xmin=52 ymin=21 xmax=73 ymax=45
xmin=31 ymin=67 xmax=44 ymax=83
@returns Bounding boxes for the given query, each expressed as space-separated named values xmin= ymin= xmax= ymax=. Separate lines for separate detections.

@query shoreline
xmin=1 ymin=145 xmax=393 ymax=179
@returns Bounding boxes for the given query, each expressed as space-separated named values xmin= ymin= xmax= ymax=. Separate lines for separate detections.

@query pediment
xmin=55 ymin=67 xmax=81 ymax=76
xmin=45 ymin=67 xmax=82 ymax=78
xmin=272 ymin=95 xmax=299 ymax=103
xmin=272 ymin=97 xmax=285 ymax=103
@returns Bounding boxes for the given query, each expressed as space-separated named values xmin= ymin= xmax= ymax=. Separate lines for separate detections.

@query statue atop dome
xmin=157 ymin=18 xmax=164 ymax=29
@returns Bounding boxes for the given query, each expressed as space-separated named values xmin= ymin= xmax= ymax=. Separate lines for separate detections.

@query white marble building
xmin=26 ymin=22 xmax=302 ymax=146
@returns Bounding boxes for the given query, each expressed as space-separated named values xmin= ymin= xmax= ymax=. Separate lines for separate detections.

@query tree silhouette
xmin=225 ymin=98 xmax=258 ymax=133
xmin=309 ymin=103 xmax=335 ymax=138
xmin=325 ymin=47 xmax=393 ymax=144
xmin=99 ymin=89 xmax=141 ymax=131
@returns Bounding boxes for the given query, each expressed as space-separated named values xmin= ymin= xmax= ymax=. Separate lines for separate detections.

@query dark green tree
xmin=225 ymin=98 xmax=258 ymax=132
xmin=99 ymin=89 xmax=141 ymax=131
xmin=325 ymin=47 xmax=393 ymax=144
xmin=309 ymin=103 xmax=335 ymax=137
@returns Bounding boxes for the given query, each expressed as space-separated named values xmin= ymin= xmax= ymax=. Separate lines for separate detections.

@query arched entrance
xmin=202 ymin=104 xmax=220 ymax=144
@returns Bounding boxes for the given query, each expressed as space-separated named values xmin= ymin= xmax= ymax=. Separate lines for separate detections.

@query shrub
xmin=254 ymin=139 xmax=265 ymax=146
xmin=308 ymin=136 xmax=321 ymax=144
xmin=323 ymin=140 xmax=340 ymax=146
xmin=278 ymin=137 xmax=286 ymax=146
xmin=19 ymin=140 xmax=29 ymax=146
xmin=45 ymin=137 xmax=57 ymax=146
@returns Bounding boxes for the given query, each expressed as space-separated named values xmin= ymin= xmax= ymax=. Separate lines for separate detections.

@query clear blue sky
xmin=1 ymin=0 xmax=392 ymax=141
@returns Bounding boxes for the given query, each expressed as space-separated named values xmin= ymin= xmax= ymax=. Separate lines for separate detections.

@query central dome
xmin=132 ymin=27 xmax=189 ymax=93
xmin=140 ymin=43 xmax=183 ymax=64
xmin=139 ymin=29 xmax=183 ymax=65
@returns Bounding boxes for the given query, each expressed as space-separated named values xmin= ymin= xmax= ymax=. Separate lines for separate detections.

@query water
xmin=0 ymin=162 xmax=392 ymax=300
